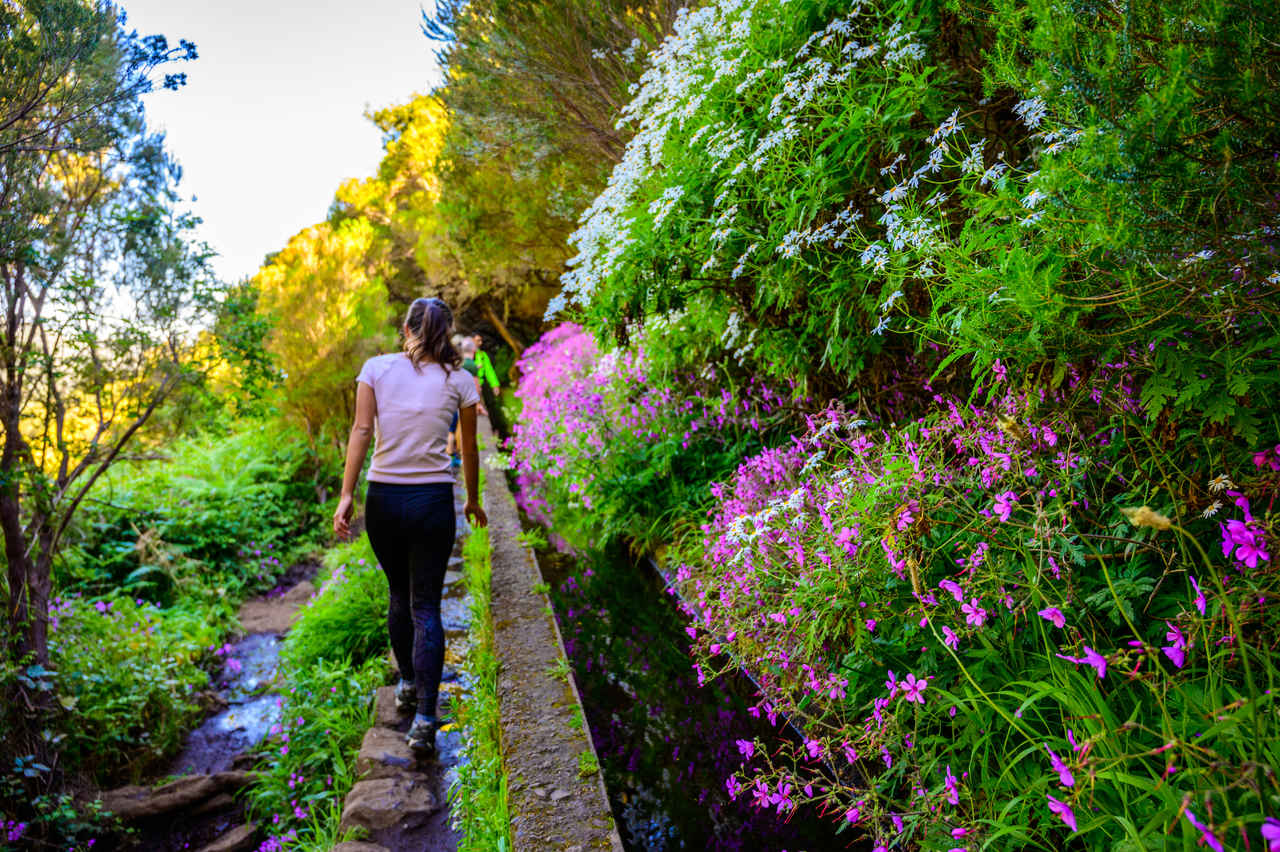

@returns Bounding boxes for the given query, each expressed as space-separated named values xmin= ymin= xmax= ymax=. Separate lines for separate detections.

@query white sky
xmin=125 ymin=0 xmax=444 ymax=284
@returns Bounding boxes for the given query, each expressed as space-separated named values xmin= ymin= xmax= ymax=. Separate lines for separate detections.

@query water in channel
xmin=536 ymin=544 xmax=851 ymax=852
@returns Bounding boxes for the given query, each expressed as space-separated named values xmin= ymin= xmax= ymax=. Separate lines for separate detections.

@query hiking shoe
xmin=394 ymin=681 xmax=416 ymax=714
xmin=406 ymin=716 xmax=439 ymax=755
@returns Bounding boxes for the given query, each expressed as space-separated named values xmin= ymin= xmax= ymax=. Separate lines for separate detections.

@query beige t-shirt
xmin=356 ymin=353 xmax=480 ymax=484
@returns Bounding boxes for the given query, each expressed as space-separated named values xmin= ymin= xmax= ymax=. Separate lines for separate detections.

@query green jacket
xmin=474 ymin=350 xmax=500 ymax=389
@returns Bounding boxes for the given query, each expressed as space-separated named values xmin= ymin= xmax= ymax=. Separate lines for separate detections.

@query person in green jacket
xmin=471 ymin=333 xmax=500 ymax=390
xmin=471 ymin=333 xmax=508 ymax=437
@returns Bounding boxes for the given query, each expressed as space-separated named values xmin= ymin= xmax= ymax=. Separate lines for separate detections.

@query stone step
xmin=339 ymin=775 xmax=441 ymax=834
xmin=195 ymin=823 xmax=256 ymax=852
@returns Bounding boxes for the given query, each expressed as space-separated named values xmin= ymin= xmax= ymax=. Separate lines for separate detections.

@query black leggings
xmin=364 ymin=481 xmax=456 ymax=717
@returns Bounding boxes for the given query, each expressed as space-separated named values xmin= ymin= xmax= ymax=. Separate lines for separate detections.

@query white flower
xmin=928 ymin=109 xmax=961 ymax=144
xmin=1202 ymin=500 xmax=1223 ymax=519
xmin=960 ymin=141 xmax=986 ymax=174
xmin=1012 ymin=96 xmax=1048 ymax=129
xmin=1021 ymin=189 xmax=1046 ymax=209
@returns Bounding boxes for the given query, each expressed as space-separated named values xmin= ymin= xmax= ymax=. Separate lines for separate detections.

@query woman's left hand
xmin=333 ymin=494 xmax=355 ymax=539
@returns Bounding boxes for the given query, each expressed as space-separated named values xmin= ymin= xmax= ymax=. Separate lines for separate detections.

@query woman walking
xmin=332 ymin=297 xmax=487 ymax=754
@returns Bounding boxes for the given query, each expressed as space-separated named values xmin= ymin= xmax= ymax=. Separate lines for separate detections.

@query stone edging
xmin=480 ymin=419 xmax=623 ymax=851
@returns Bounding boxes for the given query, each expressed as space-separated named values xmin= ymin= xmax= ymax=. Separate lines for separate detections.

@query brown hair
xmin=402 ymin=297 xmax=461 ymax=371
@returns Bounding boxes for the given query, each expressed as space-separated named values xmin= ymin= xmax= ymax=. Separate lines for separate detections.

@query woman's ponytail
xmin=403 ymin=297 xmax=461 ymax=371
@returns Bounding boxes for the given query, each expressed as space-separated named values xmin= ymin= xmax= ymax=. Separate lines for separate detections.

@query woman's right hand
xmin=465 ymin=499 xmax=488 ymax=528
xmin=333 ymin=493 xmax=355 ymax=539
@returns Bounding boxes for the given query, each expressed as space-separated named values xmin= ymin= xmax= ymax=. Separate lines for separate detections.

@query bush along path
xmin=330 ymin=487 xmax=476 ymax=852
xmin=92 ymin=559 xmax=322 ymax=851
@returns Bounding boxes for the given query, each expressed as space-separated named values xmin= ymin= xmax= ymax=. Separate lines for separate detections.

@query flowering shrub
xmin=551 ymin=0 xmax=1279 ymax=443
xmin=508 ymin=322 xmax=792 ymax=551
xmin=670 ymin=388 xmax=1279 ymax=849
xmin=46 ymin=594 xmax=228 ymax=784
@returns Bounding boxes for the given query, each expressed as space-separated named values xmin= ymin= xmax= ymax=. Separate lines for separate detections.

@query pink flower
xmin=900 ymin=673 xmax=927 ymax=704
xmin=942 ymin=625 xmax=959 ymax=649
xmin=943 ymin=765 xmax=960 ymax=805
xmin=962 ymin=598 xmax=988 ymax=627
xmin=1056 ymin=645 xmax=1107 ymax=679
xmin=1038 ymin=607 xmax=1066 ymax=628
xmin=1260 ymin=817 xmax=1280 ymax=850
xmin=1189 ymin=575 xmax=1207 ymax=616
xmin=993 ymin=491 xmax=1019 ymax=522
xmin=1044 ymin=745 xmax=1075 ymax=787
xmin=1184 ymin=810 xmax=1224 ymax=852
xmin=735 ymin=739 xmax=754 ymax=759
xmin=1162 ymin=622 xmax=1188 ymax=669
xmin=1047 ymin=795 xmax=1077 ymax=831
xmin=885 ymin=670 xmax=899 ymax=697
xmin=939 ymin=578 xmax=965 ymax=602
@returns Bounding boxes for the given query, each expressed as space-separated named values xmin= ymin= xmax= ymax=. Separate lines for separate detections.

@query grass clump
xmin=246 ymin=544 xmax=391 ymax=850
xmin=449 ymin=526 xmax=513 ymax=852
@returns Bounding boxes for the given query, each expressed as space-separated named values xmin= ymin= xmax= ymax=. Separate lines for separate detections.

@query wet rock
xmin=196 ymin=822 xmax=256 ymax=852
xmin=550 ymin=788 xmax=571 ymax=802
xmin=99 ymin=771 xmax=254 ymax=821
xmin=355 ymin=727 xmax=419 ymax=780
xmin=192 ymin=792 xmax=236 ymax=815
xmin=373 ymin=686 xmax=406 ymax=728
xmin=339 ymin=776 xmax=440 ymax=833
xmin=197 ymin=689 xmax=230 ymax=714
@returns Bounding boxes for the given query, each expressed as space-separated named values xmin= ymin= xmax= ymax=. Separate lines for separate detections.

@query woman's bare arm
xmin=459 ymin=403 xmax=487 ymax=528
xmin=333 ymin=382 xmax=376 ymax=538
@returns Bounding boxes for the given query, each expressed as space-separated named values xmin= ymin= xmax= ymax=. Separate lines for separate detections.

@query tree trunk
xmin=481 ymin=300 xmax=525 ymax=357
xmin=0 ymin=495 xmax=48 ymax=666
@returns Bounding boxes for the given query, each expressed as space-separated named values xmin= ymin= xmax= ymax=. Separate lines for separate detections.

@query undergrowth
xmin=450 ymin=509 xmax=513 ymax=850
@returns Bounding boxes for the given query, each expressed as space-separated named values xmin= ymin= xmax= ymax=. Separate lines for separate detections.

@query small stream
xmin=168 ymin=633 xmax=285 ymax=776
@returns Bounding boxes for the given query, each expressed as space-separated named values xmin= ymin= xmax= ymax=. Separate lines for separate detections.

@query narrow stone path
xmin=334 ymin=486 xmax=473 ymax=852
xmin=479 ymin=419 xmax=622 ymax=852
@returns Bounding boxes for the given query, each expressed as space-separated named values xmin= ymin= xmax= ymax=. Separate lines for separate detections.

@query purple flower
xmin=943 ymin=765 xmax=960 ymax=805
xmin=1184 ymin=810 xmax=1224 ymax=852
xmin=768 ymin=782 xmax=794 ymax=814
xmin=1047 ymin=795 xmax=1077 ymax=831
xmin=962 ymin=598 xmax=988 ymax=627
xmin=1044 ymin=745 xmax=1075 ymax=787
xmin=900 ymin=673 xmax=927 ymax=704
xmin=1261 ymin=817 xmax=1280 ymax=851
xmin=1222 ymin=519 xmax=1271 ymax=569
xmin=942 ymin=625 xmax=959 ymax=649
xmin=885 ymin=670 xmax=899 ymax=697
xmin=735 ymin=739 xmax=754 ymax=759
xmin=1056 ymin=645 xmax=1107 ymax=679
xmin=1038 ymin=607 xmax=1066 ymax=628
xmin=939 ymin=578 xmax=965 ymax=602
xmin=1190 ymin=575 xmax=1206 ymax=616
xmin=993 ymin=490 xmax=1019 ymax=522
xmin=1162 ymin=622 xmax=1188 ymax=669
